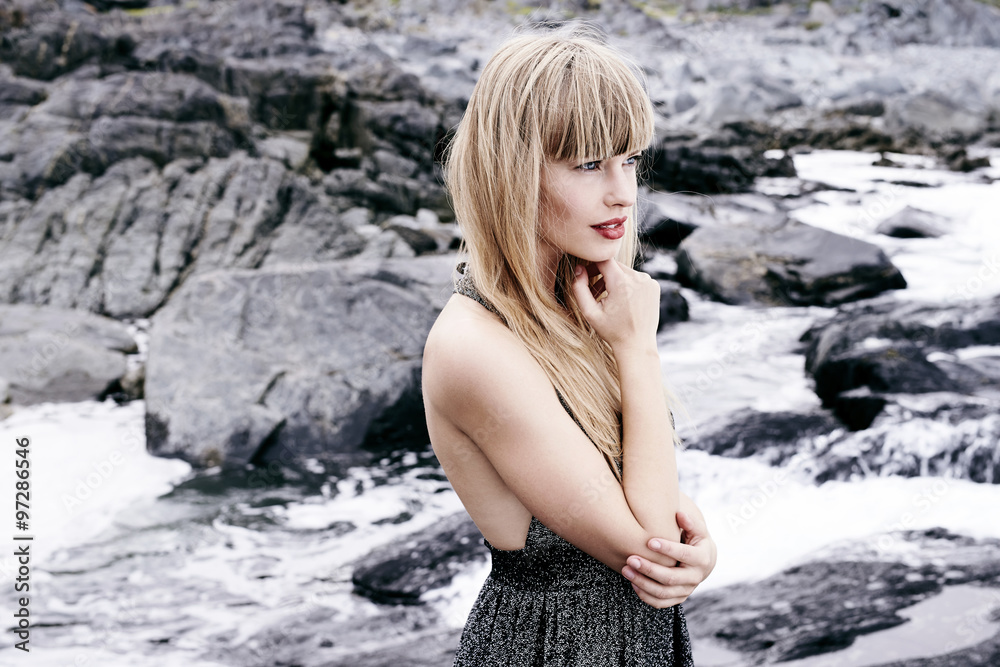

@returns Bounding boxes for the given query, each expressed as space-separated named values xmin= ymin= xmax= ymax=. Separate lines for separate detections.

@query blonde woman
xmin=422 ymin=26 xmax=716 ymax=666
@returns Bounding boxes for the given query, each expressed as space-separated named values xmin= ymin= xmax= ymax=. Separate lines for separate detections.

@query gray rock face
xmin=685 ymin=528 xmax=1000 ymax=664
xmin=144 ymin=255 xmax=454 ymax=469
xmin=676 ymin=217 xmax=907 ymax=307
xmin=801 ymin=293 xmax=1000 ymax=431
xmin=0 ymin=304 xmax=135 ymax=404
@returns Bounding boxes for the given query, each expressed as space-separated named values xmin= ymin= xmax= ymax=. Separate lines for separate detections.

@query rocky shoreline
xmin=1 ymin=1 xmax=999 ymax=665
xmin=2 ymin=0 xmax=997 ymax=470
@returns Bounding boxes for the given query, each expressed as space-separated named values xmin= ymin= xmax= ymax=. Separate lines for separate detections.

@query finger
xmin=571 ymin=264 xmax=600 ymax=317
xmin=625 ymin=557 xmax=701 ymax=589
xmin=676 ymin=510 xmax=707 ymax=542
xmin=647 ymin=539 xmax=703 ymax=568
xmin=623 ymin=563 xmax=699 ymax=597
xmin=630 ymin=582 xmax=686 ymax=609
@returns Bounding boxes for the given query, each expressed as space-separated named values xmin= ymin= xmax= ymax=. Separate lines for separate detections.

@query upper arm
xmin=423 ymin=321 xmax=660 ymax=572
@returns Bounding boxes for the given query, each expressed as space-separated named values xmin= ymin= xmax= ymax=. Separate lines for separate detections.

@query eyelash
xmin=577 ymin=154 xmax=643 ymax=172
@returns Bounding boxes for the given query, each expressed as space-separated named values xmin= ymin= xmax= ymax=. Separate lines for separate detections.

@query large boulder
xmin=144 ymin=254 xmax=455 ymax=470
xmin=676 ymin=216 xmax=907 ymax=307
xmin=0 ymin=304 xmax=136 ymax=404
xmin=0 ymin=152 xmax=370 ymax=318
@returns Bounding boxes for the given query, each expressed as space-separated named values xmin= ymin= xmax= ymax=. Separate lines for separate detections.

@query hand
xmin=571 ymin=258 xmax=660 ymax=353
xmin=621 ymin=511 xmax=718 ymax=609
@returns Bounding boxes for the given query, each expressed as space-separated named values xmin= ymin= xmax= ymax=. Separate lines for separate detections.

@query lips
xmin=592 ymin=217 xmax=627 ymax=240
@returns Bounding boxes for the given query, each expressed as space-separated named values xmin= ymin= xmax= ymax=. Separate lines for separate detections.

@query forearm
xmin=616 ymin=345 xmax=681 ymax=544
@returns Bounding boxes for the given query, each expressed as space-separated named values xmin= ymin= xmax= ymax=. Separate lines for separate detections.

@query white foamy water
xmin=1 ymin=150 xmax=997 ymax=665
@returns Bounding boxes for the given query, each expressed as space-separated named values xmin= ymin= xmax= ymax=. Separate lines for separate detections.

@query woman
xmin=422 ymin=26 xmax=716 ymax=666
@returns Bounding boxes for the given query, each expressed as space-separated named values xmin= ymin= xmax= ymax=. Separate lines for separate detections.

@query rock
xmin=0 ymin=304 xmax=135 ymax=404
xmin=808 ymin=1 xmax=837 ymax=25
xmin=685 ymin=528 xmax=1000 ymax=664
xmin=875 ymin=206 xmax=950 ymax=238
xmin=144 ymin=254 xmax=455 ymax=470
xmin=841 ymin=0 xmax=1000 ymax=51
xmin=813 ymin=342 xmax=962 ymax=407
xmin=676 ymin=217 xmax=907 ymax=307
xmin=887 ymin=89 xmax=987 ymax=143
xmin=810 ymin=393 xmax=1000 ymax=484
xmin=656 ymin=280 xmax=690 ymax=330
xmin=352 ymin=511 xmax=487 ymax=605
xmin=0 ymin=70 xmax=249 ymax=197
xmin=0 ymin=5 xmax=133 ymax=81
xmin=801 ymin=294 xmax=1000 ymax=429
xmin=0 ymin=152 xmax=371 ymax=318
xmin=648 ymin=129 xmax=796 ymax=195
xmin=685 ymin=407 xmax=844 ymax=465
xmin=699 ymin=76 xmax=803 ymax=126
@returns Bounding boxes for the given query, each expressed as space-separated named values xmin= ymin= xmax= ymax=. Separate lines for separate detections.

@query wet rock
xmin=685 ymin=528 xmax=1000 ymax=664
xmin=352 ymin=511 xmax=487 ymax=605
xmin=801 ymin=294 xmax=1000 ymax=430
xmin=656 ymin=280 xmax=690 ymax=330
xmin=0 ymin=304 xmax=135 ymax=404
xmin=676 ymin=216 xmax=907 ymax=307
xmin=684 ymin=407 xmax=844 ymax=466
xmin=144 ymin=254 xmax=455 ymax=469
xmin=875 ymin=206 xmax=950 ymax=238
xmin=813 ymin=342 xmax=962 ymax=408
xmin=810 ymin=393 xmax=1000 ymax=484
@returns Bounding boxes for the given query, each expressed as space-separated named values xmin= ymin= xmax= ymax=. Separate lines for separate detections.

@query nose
xmin=604 ymin=163 xmax=636 ymax=209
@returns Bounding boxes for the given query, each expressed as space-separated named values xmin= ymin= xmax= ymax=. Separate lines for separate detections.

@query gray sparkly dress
xmin=451 ymin=263 xmax=694 ymax=667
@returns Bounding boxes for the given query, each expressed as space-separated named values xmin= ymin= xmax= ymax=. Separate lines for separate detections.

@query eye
xmin=577 ymin=160 xmax=601 ymax=172
xmin=624 ymin=153 xmax=643 ymax=167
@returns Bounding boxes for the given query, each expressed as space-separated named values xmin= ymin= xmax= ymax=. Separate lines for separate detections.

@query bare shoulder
xmin=422 ymin=294 xmax=548 ymax=422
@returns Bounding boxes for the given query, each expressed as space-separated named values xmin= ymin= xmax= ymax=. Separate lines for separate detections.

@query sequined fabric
xmin=450 ymin=262 xmax=695 ymax=666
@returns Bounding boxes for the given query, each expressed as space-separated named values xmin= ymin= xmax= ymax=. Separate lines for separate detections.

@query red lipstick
xmin=591 ymin=217 xmax=627 ymax=240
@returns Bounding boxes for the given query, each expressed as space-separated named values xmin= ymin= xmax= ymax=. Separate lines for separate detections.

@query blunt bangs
xmin=540 ymin=41 xmax=655 ymax=164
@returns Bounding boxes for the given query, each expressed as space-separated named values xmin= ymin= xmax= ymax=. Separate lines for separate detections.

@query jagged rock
xmin=0 ymin=70 xmax=249 ymax=197
xmin=352 ymin=511 xmax=486 ymax=605
xmin=676 ymin=216 xmax=907 ymax=307
xmin=0 ymin=5 xmax=134 ymax=81
xmin=875 ymin=206 xmax=950 ymax=238
xmin=841 ymin=0 xmax=1000 ymax=51
xmin=685 ymin=528 xmax=1000 ymax=664
xmin=0 ymin=303 xmax=135 ymax=404
xmin=811 ymin=394 xmax=1000 ymax=484
xmin=144 ymin=254 xmax=455 ymax=469
xmin=800 ymin=294 xmax=1000 ymax=430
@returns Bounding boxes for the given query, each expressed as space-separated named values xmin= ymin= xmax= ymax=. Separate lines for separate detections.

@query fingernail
xmin=628 ymin=557 xmax=641 ymax=569
xmin=622 ymin=567 xmax=635 ymax=580
xmin=575 ymin=265 xmax=583 ymax=276
xmin=650 ymin=540 xmax=661 ymax=550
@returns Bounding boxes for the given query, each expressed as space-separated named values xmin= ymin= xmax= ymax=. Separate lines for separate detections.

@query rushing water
xmin=1 ymin=150 xmax=998 ymax=665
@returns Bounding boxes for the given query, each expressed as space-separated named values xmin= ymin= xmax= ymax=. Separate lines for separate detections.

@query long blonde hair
xmin=444 ymin=26 xmax=683 ymax=479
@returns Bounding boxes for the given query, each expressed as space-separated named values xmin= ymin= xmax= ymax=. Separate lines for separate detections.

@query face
xmin=538 ymin=150 xmax=640 ymax=271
